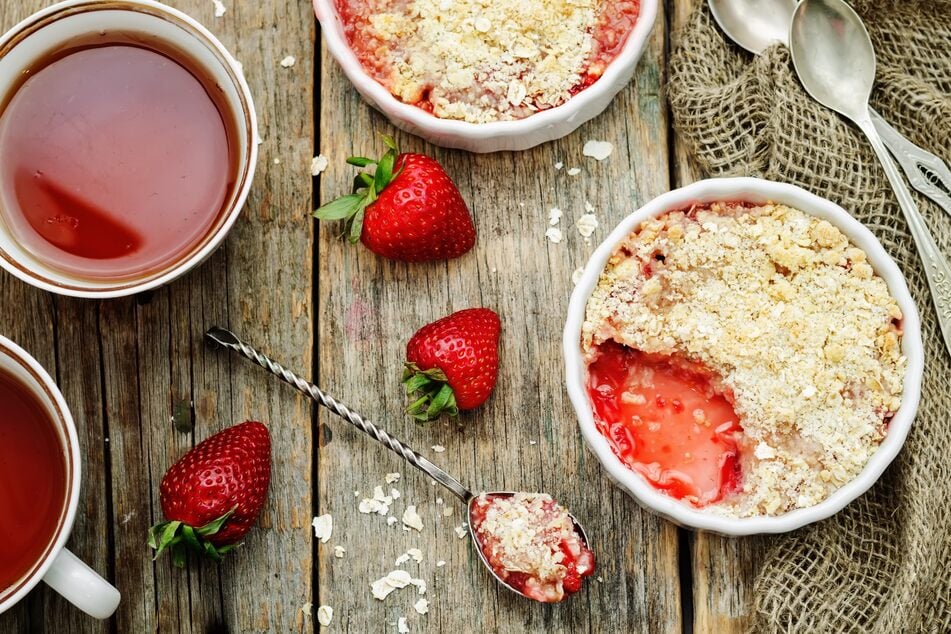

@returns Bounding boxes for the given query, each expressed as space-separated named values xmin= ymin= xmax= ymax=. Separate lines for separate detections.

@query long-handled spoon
xmin=204 ymin=326 xmax=592 ymax=601
xmin=789 ymin=0 xmax=951 ymax=354
xmin=708 ymin=0 xmax=951 ymax=217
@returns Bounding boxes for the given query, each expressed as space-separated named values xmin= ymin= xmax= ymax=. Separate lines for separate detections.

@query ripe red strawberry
xmin=314 ymin=136 xmax=475 ymax=262
xmin=148 ymin=421 xmax=271 ymax=566
xmin=403 ymin=308 xmax=501 ymax=421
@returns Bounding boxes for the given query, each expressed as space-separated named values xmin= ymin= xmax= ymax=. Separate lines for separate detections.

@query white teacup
xmin=0 ymin=0 xmax=257 ymax=298
xmin=0 ymin=336 xmax=120 ymax=619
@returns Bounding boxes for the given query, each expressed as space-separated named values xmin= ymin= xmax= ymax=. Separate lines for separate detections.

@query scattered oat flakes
xmin=301 ymin=602 xmax=312 ymax=616
xmin=584 ymin=200 xmax=595 ymax=213
xmin=387 ymin=516 xmax=398 ymax=526
xmin=572 ymin=267 xmax=585 ymax=285
xmin=334 ymin=545 xmax=346 ymax=558
xmin=567 ymin=167 xmax=581 ymax=176
xmin=454 ymin=524 xmax=468 ymax=538
xmin=391 ymin=488 xmax=401 ymax=499
xmin=353 ymin=490 xmax=360 ymax=497
xmin=402 ymin=505 xmax=424 ymax=531
xmin=279 ymin=55 xmax=296 ymax=68
xmin=317 ymin=605 xmax=333 ymax=626
xmin=395 ymin=552 xmax=411 ymax=566
xmin=582 ymin=140 xmax=613 ymax=161
xmin=436 ymin=560 xmax=446 ymax=567
xmin=554 ymin=161 xmax=564 ymax=170
xmin=431 ymin=445 xmax=445 ymax=453
xmin=398 ymin=617 xmax=410 ymax=633
xmin=577 ymin=213 xmax=599 ymax=239
xmin=408 ymin=548 xmax=423 ymax=562
xmin=312 ymin=514 xmax=332 ymax=543
xmin=442 ymin=506 xmax=453 ymax=517
xmin=371 ymin=570 xmax=414 ymax=600
xmin=311 ymin=154 xmax=329 ymax=176
xmin=597 ymin=576 xmax=603 ymax=583
xmin=529 ymin=440 xmax=537 ymax=445
xmin=385 ymin=472 xmax=401 ymax=484
xmin=414 ymin=598 xmax=430 ymax=615
xmin=473 ymin=16 xmax=491 ymax=32
xmin=359 ymin=486 xmax=394 ymax=515
xmin=545 ymin=227 xmax=563 ymax=244
xmin=548 ymin=207 xmax=563 ymax=225
xmin=273 ymin=158 xmax=281 ymax=165
xmin=212 ymin=0 xmax=226 ymax=17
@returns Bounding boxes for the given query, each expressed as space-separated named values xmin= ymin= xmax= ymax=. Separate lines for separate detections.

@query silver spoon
xmin=708 ymin=0 xmax=951 ymax=217
xmin=789 ymin=0 xmax=951 ymax=354
xmin=204 ymin=326 xmax=592 ymax=602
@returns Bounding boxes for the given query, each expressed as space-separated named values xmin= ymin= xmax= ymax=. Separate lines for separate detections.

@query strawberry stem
xmin=313 ymin=136 xmax=402 ymax=242
xmin=148 ymin=507 xmax=239 ymax=568
xmin=402 ymin=363 xmax=459 ymax=422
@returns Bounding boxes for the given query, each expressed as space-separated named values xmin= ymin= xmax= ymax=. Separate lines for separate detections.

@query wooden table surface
xmin=0 ymin=0 xmax=772 ymax=631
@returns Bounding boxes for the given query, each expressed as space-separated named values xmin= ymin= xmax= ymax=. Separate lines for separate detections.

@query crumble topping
xmin=470 ymin=492 xmax=594 ymax=602
xmin=582 ymin=202 xmax=906 ymax=517
xmin=336 ymin=0 xmax=639 ymax=123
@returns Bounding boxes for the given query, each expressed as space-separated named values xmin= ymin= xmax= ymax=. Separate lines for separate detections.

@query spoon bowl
xmin=789 ymin=0 xmax=876 ymax=121
xmin=467 ymin=492 xmax=593 ymax=600
xmin=708 ymin=0 xmax=797 ymax=53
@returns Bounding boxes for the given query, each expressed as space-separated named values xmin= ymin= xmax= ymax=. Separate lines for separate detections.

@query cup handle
xmin=41 ymin=548 xmax=120 ymax=619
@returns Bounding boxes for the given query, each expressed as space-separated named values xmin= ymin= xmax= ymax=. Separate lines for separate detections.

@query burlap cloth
xmin=668 ymin=2 xmax=951 ymax=632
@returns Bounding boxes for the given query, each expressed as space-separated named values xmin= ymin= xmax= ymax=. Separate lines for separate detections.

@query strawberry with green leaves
xmin=403 ymin=308 xmax=501 ymax=421
xmin=148 ymin=421 xmax=271 ymax=566
xmin=314 ymin=136 xmax=476 ymax=262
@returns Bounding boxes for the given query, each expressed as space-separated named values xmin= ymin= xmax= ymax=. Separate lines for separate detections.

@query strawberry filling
xmin=586 ymin=341 xmax=743 ymax=507
xmin=470 ymin=493 xmax=595 ymax=603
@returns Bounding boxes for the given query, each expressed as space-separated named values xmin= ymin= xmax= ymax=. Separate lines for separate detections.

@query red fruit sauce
xmin=587 ymin=341 xmax=743 ymax=507
xmin=0 ymin=35 xmax=237 ymax=281
xmin=0 ymin=371 xmax=67 ymax=594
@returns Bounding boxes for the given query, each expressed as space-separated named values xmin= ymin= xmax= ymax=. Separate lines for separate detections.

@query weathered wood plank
xmin=316 ymin=2 xmax=680 ymax=631
xmin=668 ymin=0 xmax=772 ymax=630
xmin=0 ymin=0 xmax=315 ymax=630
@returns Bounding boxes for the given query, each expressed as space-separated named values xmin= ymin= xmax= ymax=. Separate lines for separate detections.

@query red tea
xmin=0 ymin=34 xmax=238 ymax=281
xmin=0 ymin=370 xmax=68 ymax=593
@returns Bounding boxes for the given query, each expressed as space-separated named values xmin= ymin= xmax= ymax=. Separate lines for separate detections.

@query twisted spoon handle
xmin=205 ymin=327 xmax=474 ymax=504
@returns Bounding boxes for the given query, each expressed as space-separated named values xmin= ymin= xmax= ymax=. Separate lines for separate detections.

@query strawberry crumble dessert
xmin=334 ymin=0 xmax=640 ymax=123
xmin=582 ymin=202 xmax=906 ymax=517
xmin=470 ymin=492 xmax=595 ymax=602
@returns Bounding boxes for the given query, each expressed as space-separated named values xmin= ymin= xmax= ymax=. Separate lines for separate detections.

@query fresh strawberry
xmin=403 ymin=308 xmax=501 ymax=421
xmin=148 ymin=421 xmax=271 ymax=566
xmin=313 ymin=135 xmax=475 ymax=262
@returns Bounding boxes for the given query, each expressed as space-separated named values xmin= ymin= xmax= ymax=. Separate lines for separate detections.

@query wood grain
xmin=0 ymin=0 xmax=315 ymax=631
xmin=315 ymin=2 xmax=683 ymax=632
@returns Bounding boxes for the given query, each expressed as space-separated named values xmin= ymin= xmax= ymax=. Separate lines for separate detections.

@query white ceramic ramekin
xmin=314 ymin=0 xmax=658 ymax=152
xmin=563 ymin=178 xmax=924 ymax=536
xmin=0 ymin=0 xmax=257 ymax=298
